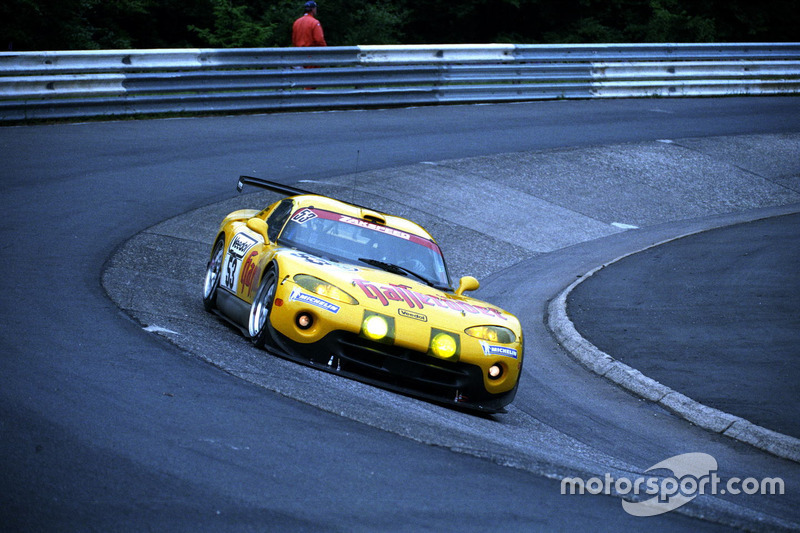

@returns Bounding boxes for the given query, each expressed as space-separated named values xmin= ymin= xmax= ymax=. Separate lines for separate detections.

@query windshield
xmin=279 ymin=207 xmax=451 ymax=288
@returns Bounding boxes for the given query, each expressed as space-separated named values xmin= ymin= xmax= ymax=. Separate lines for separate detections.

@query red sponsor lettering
xmin=353 ymin=278 xmax=506 ymax=320
xmin=381 ymin=286 xmax=405 ymax=303
xmin=475 ymin=305 xmax=505 ymax=320
xmin=241 ymin=250 xmax=259 ymax=297
xmin=353 ymin=279 xmax=389 ymax=306
xmin=392 ymin=284 xmax=424 ymax=310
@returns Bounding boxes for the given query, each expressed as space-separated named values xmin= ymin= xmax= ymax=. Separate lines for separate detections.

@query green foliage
xmin=189 ymin=0 xmax=278 ymax=48
xmin=1 ymin=0 xmax=215 ymax=50
xmin=643 ymin=0 xmax=714 ymax=42
xmin=2 ymin=0 xmax=798 ymax=51
xmin=332 ymin=3 xmax=409 ymax=46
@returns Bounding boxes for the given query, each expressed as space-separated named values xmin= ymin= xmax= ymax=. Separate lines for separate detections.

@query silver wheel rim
xmin=249 ymin=274 xmax=275 ymax=338
xmin=203 ymin=242 xmax=223 ymax=299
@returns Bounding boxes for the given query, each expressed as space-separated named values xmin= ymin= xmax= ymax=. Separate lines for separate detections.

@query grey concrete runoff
xmin=547 ymin=205 xmax=800 ymax=463
xmin=108 ymin=131 xmax=800 ymax=465
xmin=101 ymin=130 xmax=800 ymax=530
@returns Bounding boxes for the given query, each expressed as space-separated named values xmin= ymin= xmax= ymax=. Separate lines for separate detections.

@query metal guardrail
xmin=1 ymin=43 xmax=798 ymax=121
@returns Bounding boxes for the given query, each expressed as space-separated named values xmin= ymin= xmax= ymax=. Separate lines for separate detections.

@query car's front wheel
xmin=248 ymin=267 xmax=277 ymax=348
xmin=203 ymin=236 xmax=225 ymax=312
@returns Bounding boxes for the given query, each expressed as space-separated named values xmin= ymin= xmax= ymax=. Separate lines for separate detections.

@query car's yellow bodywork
xmin=205 ymin=190 xmax=524 ymax=412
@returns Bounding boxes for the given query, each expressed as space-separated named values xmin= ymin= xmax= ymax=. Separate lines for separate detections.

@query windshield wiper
xmin=358 ymin=258 xmax=447 ymax=290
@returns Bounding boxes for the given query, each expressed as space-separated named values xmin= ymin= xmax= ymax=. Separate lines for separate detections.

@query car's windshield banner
xmin=293 ymin=208 xmax=440 ymax=252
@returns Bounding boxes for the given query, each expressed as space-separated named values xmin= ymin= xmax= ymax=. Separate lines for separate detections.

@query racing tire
xmin=248 ymin=267 xmax=277 ymax=348
xmin=203 ymin=236 xmax=225 ymax=312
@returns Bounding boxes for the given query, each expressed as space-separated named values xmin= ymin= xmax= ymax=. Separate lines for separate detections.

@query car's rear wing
xmin=237 ymin=175 xmax=380 ymax=214
xmin=237 ymin=175 xmax=314 ymax=197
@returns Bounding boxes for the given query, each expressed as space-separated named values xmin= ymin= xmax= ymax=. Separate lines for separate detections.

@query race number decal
xmin=291 ymin=209 xmax=317 ymax=224
xmin=222 ymin=233 xmax=258 ymax=292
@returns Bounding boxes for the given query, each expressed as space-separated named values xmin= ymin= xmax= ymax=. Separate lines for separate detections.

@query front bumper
xmin=267 ymin=324 xmax=518 ymax=413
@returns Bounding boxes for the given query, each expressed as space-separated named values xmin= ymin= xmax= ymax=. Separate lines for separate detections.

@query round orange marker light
xmin=488 ymin=364 xmax=503 ymax=380
xmin=296 ymin=312 xmax=313 ymax=330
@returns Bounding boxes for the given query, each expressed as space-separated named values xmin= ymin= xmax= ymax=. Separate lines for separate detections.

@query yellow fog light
xmin=488 ymin=363 xmax=504 ymax=380
xmin=430 ymin=331 xmax=459 ymax=360
xmin=363 ymin=315 xmax=388 ymax=339
xmin=361 ymin=312 xmax=394 ymax=344
xmin=465 ymin=325 xmax=516 ymax=344
xmin=293 ymin=274 xmax=358 ymax=305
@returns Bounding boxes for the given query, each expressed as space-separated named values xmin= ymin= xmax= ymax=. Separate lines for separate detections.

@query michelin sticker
xmin=290 ymin=288 xmax=341 ymax=314
xmin=480 ymin=341 xmax=518 ymax=359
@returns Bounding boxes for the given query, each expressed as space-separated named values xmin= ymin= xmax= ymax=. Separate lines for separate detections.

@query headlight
xmin=465 ymin=325 xmax=516 ymax=344
xmin=294 ymin=274 xmax=358 ymax=304
xmin=361 ymin=312 xmax=394 ymax=343
xmin=363 ymin=314 xmax=389 ymax=340
xmin=429 ymin=330 xmax=459 ymax=360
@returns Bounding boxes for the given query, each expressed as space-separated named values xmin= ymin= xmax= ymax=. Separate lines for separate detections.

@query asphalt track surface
xmin=569 ymin=212 xmax=800 ymax=439
xmin=1 ymin=98 xmax=799 ymax=531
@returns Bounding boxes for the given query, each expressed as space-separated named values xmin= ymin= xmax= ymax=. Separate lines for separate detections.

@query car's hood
xmin=275 ymin=249 xmax=517 ymax=328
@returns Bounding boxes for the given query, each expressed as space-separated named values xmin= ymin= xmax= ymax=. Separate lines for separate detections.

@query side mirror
xmin=246 ymin=217 xmax=270 ymax=243
xmin=455 ymin=276 xmax=479 ymax=296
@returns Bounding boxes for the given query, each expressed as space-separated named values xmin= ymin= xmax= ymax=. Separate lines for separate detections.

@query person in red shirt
xmin=292 ymin=1 xmax=327 ymax=47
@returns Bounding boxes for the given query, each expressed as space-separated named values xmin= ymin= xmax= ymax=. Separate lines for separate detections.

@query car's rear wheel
xmin=203 ymin=236 xmax=225 ymax=312
xmin=249 ymin=267 xmax=277 ymax=348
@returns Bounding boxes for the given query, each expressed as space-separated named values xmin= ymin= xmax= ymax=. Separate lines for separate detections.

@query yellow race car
xmin=203 ymin=176 xmax=524 ymax=413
